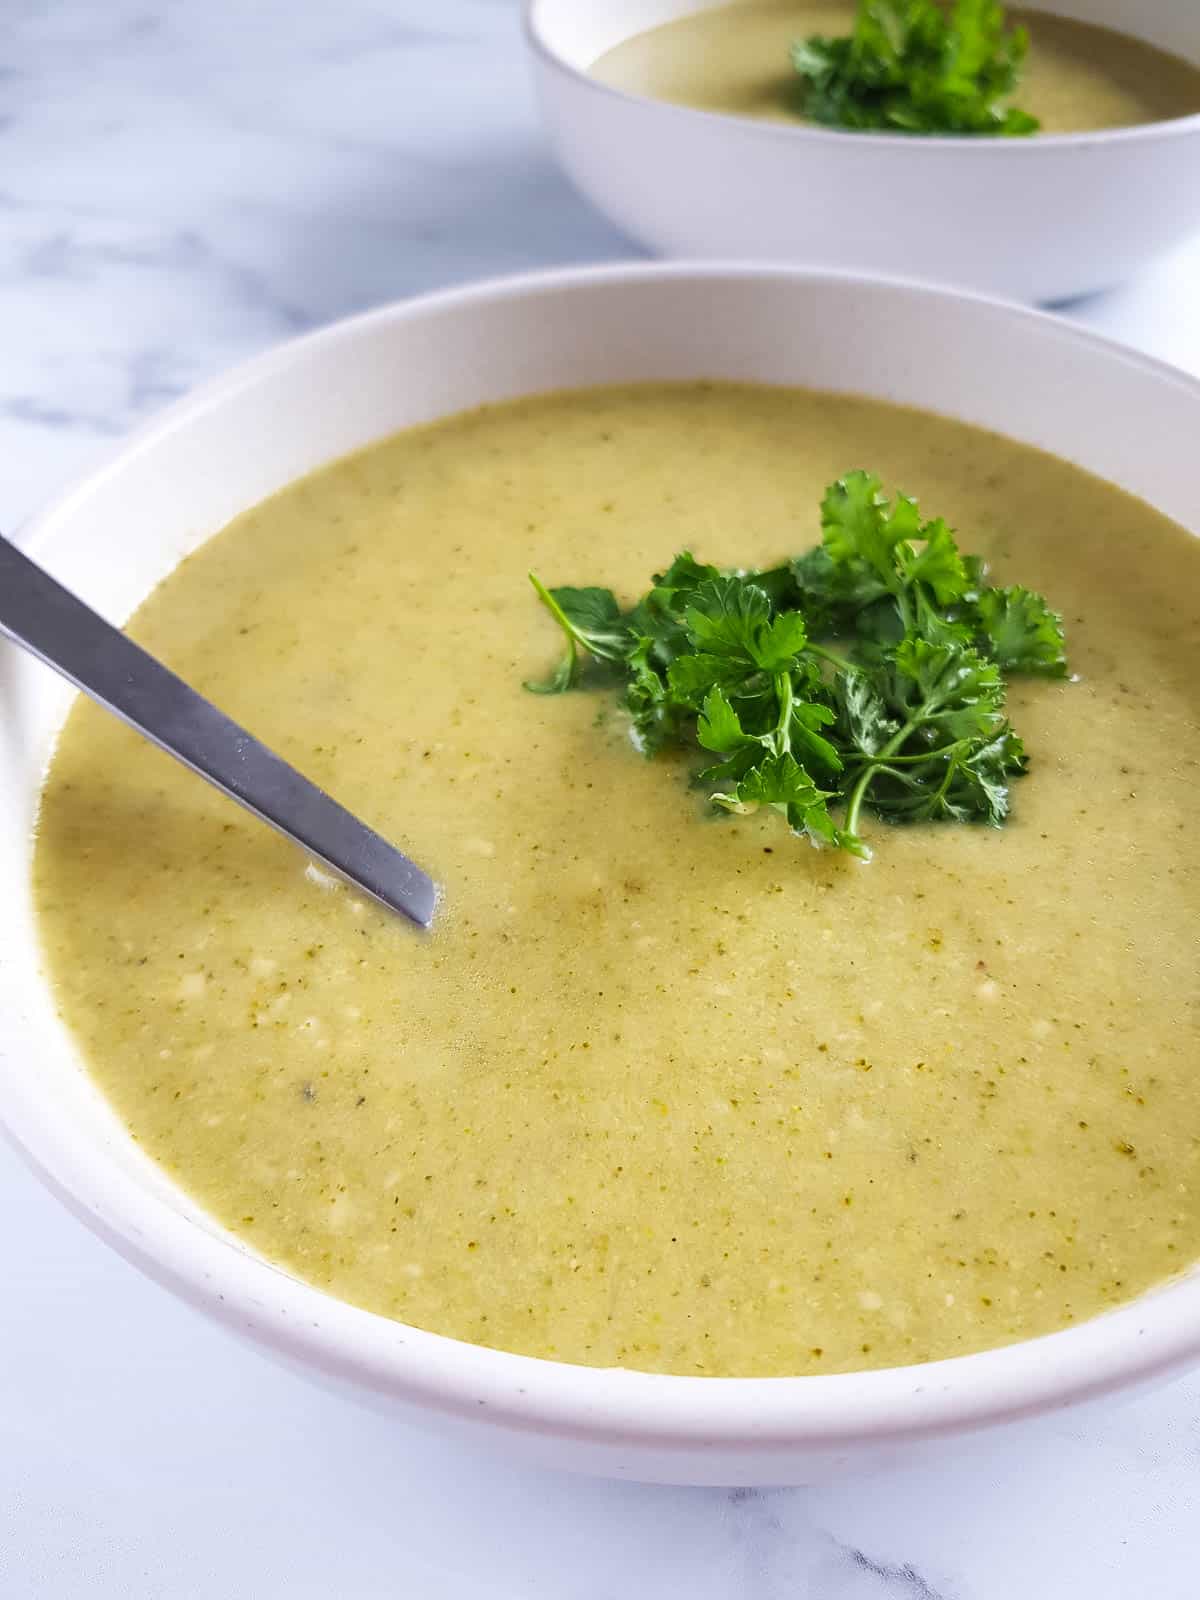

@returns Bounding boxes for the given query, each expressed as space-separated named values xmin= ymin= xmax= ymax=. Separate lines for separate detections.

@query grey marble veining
xmin=0 ymin=0 xmax=633 ymax=528
xmin=2 ymin=2 xmax=1199 ymax=1595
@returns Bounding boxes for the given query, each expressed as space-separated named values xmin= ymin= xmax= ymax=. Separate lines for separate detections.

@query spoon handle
xmin=0 ymin=534 xmax=437 ymax=928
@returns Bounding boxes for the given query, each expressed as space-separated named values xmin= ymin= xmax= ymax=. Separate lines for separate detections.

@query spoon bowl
xmin=0 ymin=534 xmax=436 ymax=928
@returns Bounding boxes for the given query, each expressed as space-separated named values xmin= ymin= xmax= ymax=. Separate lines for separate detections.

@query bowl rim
xmin=523 ymin=0 xmax=1200 ymax=151
xmin=8 ymin=258 xmax=1200 ymax=1456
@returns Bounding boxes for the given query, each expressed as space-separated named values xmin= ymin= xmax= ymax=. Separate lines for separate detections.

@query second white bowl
xmin=526 ymin=0 xmax=1200 ymax=303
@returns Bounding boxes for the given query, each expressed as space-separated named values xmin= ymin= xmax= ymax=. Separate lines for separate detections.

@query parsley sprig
xmin=525 ymin=470 xmax=1067 ymax=860
xmin=791 ymin=0 xmax=1039 ymax=136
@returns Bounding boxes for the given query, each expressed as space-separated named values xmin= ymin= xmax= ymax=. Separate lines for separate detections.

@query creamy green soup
xmin=591 ymin=2 xmax=1200 ymax=133
xmin=34 ymin=383 xmax=1200 ymax=1377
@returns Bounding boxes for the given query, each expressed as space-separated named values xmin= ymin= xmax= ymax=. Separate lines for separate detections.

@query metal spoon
xmin=0 ymin=533 xmax=438 ymax=929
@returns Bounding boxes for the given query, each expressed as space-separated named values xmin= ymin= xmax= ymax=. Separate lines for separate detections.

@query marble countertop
xmin=3 ymin=2 xmax=1200 ymax=1594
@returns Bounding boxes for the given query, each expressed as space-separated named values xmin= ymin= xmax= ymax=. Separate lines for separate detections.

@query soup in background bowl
xmin=2 ymin=265 xmax=1200 ymax=1484
xmin=591 ymin=1 xmax=1200 ymax=133
xmin=526 ymin=0 xmax=1200 ymax=301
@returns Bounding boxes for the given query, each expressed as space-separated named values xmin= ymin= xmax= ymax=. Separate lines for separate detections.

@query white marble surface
xmin=2 ymin=2 xmax=1200 ymax=1594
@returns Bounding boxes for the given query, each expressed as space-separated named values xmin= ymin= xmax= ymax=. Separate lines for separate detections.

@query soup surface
xmin=591 ymin=1 xmax=1200 ymax=133
xmin=35 ymin=383 xmax=1200 ymax=1377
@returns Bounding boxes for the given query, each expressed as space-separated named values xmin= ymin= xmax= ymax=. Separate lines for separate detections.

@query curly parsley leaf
xmin=821 ymin=471 xmax=920 ymax=589
xmin=525 ymin=470 xmax=1068 ymax=859
xmin=790 ymin=700 xmax=844 ymax=773
xmin=835 ymin=668 xmax=896 ymax=758
xmin=712 ymin=750 xmax=824 ymax=816
xmin=973 ymin=585 xmax=1069 ymax=677
xmin=624 ymin=636 xmax=680 ymax=755
xmin=696 ymin=687 xmax=752 ymax=754
xmin=666 ymin=650 xmax=747 ymax=704
xmin=897 ymin=517 xmax=968 ymax=605
xmin=623 ymin=551 xmax=720 ymax=670
xmin=791 ymin=0 xmax=1039 ymax=137
xmin=684 ymin=576 xmax=772 ymax=658
xmin=887 ymin=637 xmax=1004 ymax=728
xmin=524 ymin=578 xmax=628 ymax=693
xmin=711 ymin=751 xmax=856 ymax=856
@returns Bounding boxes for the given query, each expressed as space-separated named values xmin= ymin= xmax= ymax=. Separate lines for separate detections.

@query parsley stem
xmin=866 ymin=739 xmax=969 ymax=766
xmin=773 ymin=671 xmax=794 ymax=753
xmin=842 ymin=714 xmax=922 ymax=837
xmin=528 ymin=573 xmax=580 ymax=683
xmin=807 ymin=642 xmax=852 ymax=673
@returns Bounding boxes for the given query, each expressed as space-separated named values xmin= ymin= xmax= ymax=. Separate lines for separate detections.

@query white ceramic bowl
xmin=526 ymin=0 xmax=1200 ymax=303
xmin=3 ymin=264 xmax=1200 ymax=1486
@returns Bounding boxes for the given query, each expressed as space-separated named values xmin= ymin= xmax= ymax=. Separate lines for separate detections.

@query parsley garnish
xmin=525 ymin=470 xmax=1067 ymax=859
xmin=791 ymin=0 xmax=1039 ymax=136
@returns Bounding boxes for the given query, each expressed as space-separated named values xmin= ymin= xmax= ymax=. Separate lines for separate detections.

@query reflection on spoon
xmin=0 ymin=533 xmax=438 ymax=929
